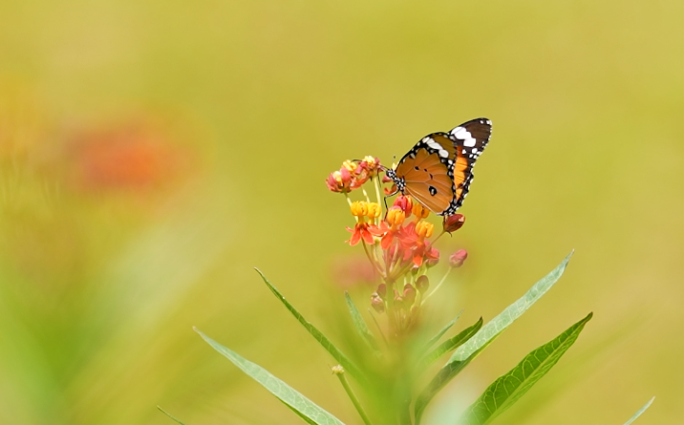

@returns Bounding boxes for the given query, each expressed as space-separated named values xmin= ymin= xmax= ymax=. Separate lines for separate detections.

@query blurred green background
xmin=1 ymin=0 xmax=682 ymax=424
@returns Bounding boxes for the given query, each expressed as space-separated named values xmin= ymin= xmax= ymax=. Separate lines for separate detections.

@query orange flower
xmin=67 ymin=119 xmax=184 ymax=192
xmin=346 ymin=222 xmax=374 ymax=246
xmin=397 ymin=221 xmax=440 ymax=267
xmin=370 ymin=207 xmax=406 ymax=249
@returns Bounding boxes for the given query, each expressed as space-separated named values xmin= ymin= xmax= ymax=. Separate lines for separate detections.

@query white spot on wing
xmin=425 ymin=138 xmax=441 ymax=150
xmin=425 ymin=137 xmax=449 ymax=158
xmin=451 ymin=126 xmax=477 ymax=147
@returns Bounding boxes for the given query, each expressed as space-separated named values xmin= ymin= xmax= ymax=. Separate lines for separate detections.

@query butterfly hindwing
xmin=392 ymin=118 xmax=492 ymax=215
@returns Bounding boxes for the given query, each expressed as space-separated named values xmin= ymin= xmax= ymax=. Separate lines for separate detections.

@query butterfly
xmin=383 ymin=118 xmax=492 ymax=216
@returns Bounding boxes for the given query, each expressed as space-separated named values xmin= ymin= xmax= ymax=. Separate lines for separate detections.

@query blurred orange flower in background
xmin=65 ymin=118 xmax=191 ymax=194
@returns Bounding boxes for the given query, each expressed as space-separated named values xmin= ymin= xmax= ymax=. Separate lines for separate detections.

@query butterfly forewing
xmin=392 ymin=118 xmax=492 ymax=215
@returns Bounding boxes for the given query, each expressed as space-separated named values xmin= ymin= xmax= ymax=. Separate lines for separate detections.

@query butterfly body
xmin=385 ymin=118 xmax=492 ymax=216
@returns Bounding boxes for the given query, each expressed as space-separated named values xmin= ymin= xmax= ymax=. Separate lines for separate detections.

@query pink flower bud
xmin=403 ymin=284 xmax=416 ymax=305
xmin=376 ymin=283 xmax=387 ymax=298
xmin=392 ymin=195 xmax=413 ymax=217
xmin=370 ymin=293 xmax=385 ymax=313
xmin=449 ymin=249 xmax=468 ymax=268
xmin=415 ymin=275 xmax=429 ymax=293
xmin=443 ymin=214 xmax=465 ymax=233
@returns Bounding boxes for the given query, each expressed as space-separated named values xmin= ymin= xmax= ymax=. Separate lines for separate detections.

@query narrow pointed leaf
xmin=420 ymin=318 xmax=483 ymax=369
xmin=157 ymin=406 xmax=190 ymax=425
xmin=623 ymin=397 xmax=655 ymax=425
xmin=282 ymin=401 xmax=321 ymax=425
xmin=344 ymin=292 xmax=380 ymax=354
xmin=414 ymin=252 xmax=573 ymax=424
xmin=449 ymin=252 xmax=572 ymax=364
xmin=459 ymin=312 xmax=593 ymax=425
xmin=421 ymin=311 xmax=463 ymax=353
xmin=255 ymin=269 xmax=367 ymax=385
xmin=414 ymin=347 xmax=485 ymax=424
xmin=196 ymin=329 xmax=347 ymax=425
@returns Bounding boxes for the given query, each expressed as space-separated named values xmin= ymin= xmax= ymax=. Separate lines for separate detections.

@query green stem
xmin=422 ymin=267 xmax=452 ymax=304
xmin=333 ymin=366 xmax=374 ymax=425
xmin=368 ymin=308 xmax=389 ymax=347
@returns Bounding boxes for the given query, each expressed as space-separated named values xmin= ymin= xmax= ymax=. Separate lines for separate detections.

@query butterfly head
xmin=380 ymin=166 xmax=405 ymax=195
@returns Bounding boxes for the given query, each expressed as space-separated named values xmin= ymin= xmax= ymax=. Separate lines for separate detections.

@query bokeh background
xmin=1 ymin=0 xmax=683 ymax=424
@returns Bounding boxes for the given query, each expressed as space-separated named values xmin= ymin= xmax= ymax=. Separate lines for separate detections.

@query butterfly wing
xmin=394 ymin=118 xmax=492 ymax=215
xmin=395 ymin=133 xmax=456 ymax=213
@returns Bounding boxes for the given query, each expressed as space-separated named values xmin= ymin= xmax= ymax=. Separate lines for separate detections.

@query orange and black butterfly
xmin=384 ymin=118 xmax=492 ymax=216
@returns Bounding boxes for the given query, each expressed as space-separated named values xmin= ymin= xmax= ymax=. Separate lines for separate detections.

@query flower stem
xmin=422 ymin=267 xmax=452 ymax=304
xmin=373 ymin=176 xmax=383 ymax=210
xmin=362 ymin=241 xmax=385 ymax=278
xmin=368 ymin=308 xmax=389 ymax=347
xmin=332 ymin=366 xmax=374 ymax=425
xmin=345 ymin=194 xmax=358 ymax=223
xmin=362 ymin=187 xmax=371 ymax=204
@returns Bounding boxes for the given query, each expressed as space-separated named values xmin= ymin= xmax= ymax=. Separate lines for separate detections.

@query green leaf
xmin=157 ymin=406 xmax=190 ymax=425
xmin=449 ymin=251 xmax=573 ymax=364
xmin=459 ymin=312 xmax=593 ymax=425
xmin=255 ymin=269 xmax=368 ymax=386
xmin=414 ymin=347 xmax=484 ymax=424
xmin=344 ymin=291 xmax=380 ymax=354
xmin=281 ymin=401 xmax=321 ymax=425
xmin=414 ymin=252 xmax=573 ymax=424
xmin=420 ymin=318 xmax=483 ymax=369
xmin=196 ymin=328 xmax=347 ymax=425
xmin=622 ymin=397 xmax=655 ymax=425
xmin=421 ymin=311 xmax=463 ymax=353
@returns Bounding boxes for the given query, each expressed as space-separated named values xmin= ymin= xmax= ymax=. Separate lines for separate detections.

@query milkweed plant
xmin=160 ymin=156 xmax=654 ymax=425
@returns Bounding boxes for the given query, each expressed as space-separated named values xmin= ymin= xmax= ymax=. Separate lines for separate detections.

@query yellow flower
xmin=350 ymin=201 xmax=369 ymax=217
xmin=342 ymin=160 xmax=358 ymax=173
xmin=386 ymin=208 xmax=406 ymax=228
xmin=412 ymin=202 xmax=430 ymax=219
xmin=415 ymin=220 xmax=434 ymax=239
xmin=366 ymin=202 xmax=381 ymax=219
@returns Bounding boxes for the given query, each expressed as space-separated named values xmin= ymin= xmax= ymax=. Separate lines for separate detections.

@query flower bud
xmin=393 ymin=195 xmax=413 ymax=217
xmin=443 ymin=214 xmax=465 ymax=233
xmin=415 ymin=275 xmax=429 ymax=293
xmin=403 ymin=284 xmax=416 ymax=305
xmin=331 ymin=365 xmax=345 ymax=375
xmin=371 ymin=293 xmax=385 ymax=313
xmin=376 ymin=283 xmax=387 ymax=298
xmin=449 ymin=249 xmax=468 ymax=268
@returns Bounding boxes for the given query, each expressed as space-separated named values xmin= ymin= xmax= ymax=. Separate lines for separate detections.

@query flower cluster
xmin=325 ymin=156 xmax=381 ymax=193
xmin=326 ymin=158 xmax=468 ymax=338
